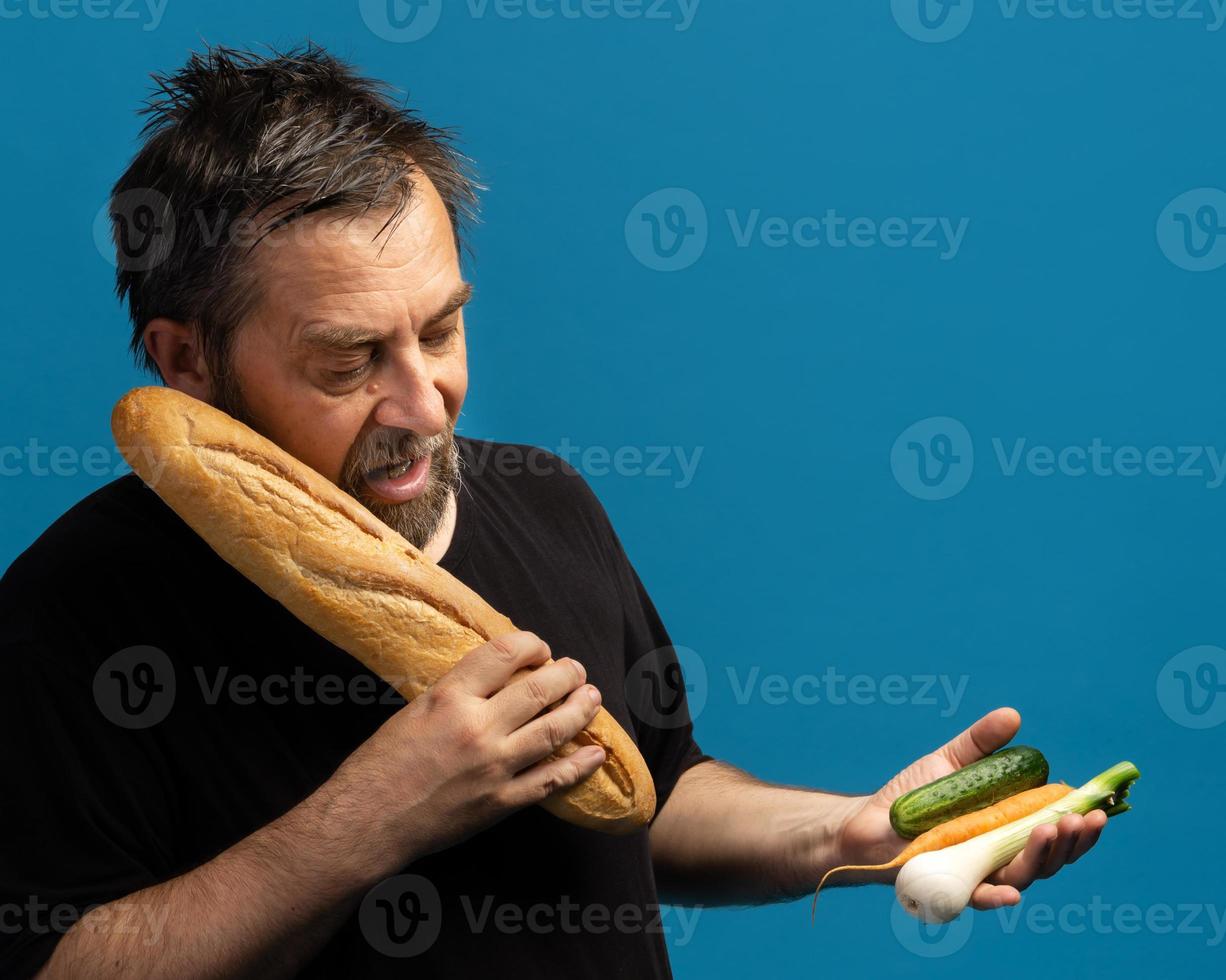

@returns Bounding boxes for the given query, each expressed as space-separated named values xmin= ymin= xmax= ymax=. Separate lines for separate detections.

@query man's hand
xmin=337 ymin=629 xmax=607 ymax=869
xmin=837 ymin=707 xmax=1107 ymax=910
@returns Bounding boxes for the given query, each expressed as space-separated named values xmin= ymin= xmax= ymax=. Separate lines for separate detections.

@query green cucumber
xmin=889 ymin=746 xmax=1050 ymax=838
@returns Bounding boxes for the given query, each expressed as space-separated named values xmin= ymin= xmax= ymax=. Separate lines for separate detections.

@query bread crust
xmin=111 ymin=386 xmax=656 ymax=834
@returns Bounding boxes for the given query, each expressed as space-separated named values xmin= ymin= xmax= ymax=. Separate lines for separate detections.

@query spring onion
xmin=894 ymin=761 xmax=1140 ymax=923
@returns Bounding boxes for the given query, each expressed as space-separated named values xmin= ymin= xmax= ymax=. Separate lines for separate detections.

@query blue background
xmin=1 ymin=0 xmax=1222 ymax=975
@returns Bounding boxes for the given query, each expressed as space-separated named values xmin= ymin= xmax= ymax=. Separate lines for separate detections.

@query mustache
xmin=342 ymin=422 xmax=455 ymax=481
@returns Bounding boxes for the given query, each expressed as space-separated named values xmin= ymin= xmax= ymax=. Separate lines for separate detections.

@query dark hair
xmin=110 ymin=43 xmax=478 ymax=379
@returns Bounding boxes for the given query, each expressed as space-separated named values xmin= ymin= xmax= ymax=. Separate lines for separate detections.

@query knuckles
xmin=487 ymin=633 xmax=521 ymax=664
xmin=453 ymin=713 xmax=491 ymax=754
xmin=521 ymin=675 xmax=551 ymax=708
xmin=539 ymin=715 xmax=568 ymax=753
xmin=489 ymin=630 xmax=551 ymax=666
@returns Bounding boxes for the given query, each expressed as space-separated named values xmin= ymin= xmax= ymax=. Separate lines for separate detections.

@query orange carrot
xmin=810 ymin=782 xmax=1072 ymax=920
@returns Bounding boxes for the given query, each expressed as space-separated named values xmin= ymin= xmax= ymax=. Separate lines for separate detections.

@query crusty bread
xmin=111 ymin=386 xmax=656 ymax=834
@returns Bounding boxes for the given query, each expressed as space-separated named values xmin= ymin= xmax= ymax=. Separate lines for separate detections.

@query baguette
xmin=111 ymin=386 xmax=656 ymax=834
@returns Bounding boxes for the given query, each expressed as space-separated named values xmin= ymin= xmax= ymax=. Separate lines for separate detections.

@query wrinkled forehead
xmin=237 ymin=177 xmax=461 ymax=332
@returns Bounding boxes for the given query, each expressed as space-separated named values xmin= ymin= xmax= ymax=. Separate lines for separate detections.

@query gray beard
xmin=209 ymin=369 xmax=461 ymax=552
xmin=341 ymin=440 xmax=462 ymax=551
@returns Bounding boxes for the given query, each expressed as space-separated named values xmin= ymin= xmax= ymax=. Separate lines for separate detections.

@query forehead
xmin=245 ymin=175 xmax=459 ymax=328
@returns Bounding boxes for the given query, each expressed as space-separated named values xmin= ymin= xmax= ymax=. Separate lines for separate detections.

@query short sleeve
xmin=0 ymin=582 xmax=175 ymax=978
xmin=568 ymin=482 xmax=713 ymax=818
xmin=614 ymin=552 xmax=713 ymax=817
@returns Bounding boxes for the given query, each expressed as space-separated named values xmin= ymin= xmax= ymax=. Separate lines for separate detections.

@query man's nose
xmin=372 ymin=349 xmax=448 ymax=435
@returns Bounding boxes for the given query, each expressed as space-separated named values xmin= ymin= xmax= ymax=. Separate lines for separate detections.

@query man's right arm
xmin=37 ymin=631 xmax=606 ymax=979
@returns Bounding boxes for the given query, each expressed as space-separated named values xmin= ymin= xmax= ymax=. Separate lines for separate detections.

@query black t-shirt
xmin=0 ymin=435 xmax=709 ymax=978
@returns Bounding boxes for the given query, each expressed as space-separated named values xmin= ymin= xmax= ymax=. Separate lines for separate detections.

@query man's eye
xmin=324 ymin=354 xmax=376 ymax=383
xmin=422 ymin=327 xmax=458 ymax=348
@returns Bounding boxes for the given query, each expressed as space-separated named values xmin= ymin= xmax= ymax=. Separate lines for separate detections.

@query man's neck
xmin=421 ymin=491 xmax=457 ymax=564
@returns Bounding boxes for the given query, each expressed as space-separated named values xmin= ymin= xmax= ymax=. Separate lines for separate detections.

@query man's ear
xmin=143 ymin=318 xmax=211 ymax=401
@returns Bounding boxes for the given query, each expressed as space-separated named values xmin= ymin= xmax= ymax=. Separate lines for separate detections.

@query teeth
xmin=385 ymin=457 xmax=416 ymax=479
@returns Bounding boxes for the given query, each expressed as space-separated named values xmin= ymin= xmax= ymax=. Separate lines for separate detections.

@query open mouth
xmin=363 ymin=453 xmax=431 ymax=502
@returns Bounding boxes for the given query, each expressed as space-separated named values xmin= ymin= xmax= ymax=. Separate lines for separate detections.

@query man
xmin=0 ymin=45 xmax=1106 ymax=978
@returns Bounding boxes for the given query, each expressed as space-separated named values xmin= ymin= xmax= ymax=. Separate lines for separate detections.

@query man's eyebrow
xmin=296 ymin=323 xmax=385 ymax=351
xmin=295 ymin=282 xmax=473 ymax=351
xmin=422 ymin=281 xmax=473 ymax=328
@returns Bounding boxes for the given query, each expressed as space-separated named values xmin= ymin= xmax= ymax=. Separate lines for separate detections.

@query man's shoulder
xmin=455 ymin=434 xmax=622 ymax=565
xmin=457 ymin=434 xmax=605 ymax=512
xmin=1 ymin=474 xmax=182 ymax=601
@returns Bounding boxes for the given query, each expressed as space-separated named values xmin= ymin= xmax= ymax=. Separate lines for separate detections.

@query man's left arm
xmin=649 ymin=707 xmax=1108 ymax=909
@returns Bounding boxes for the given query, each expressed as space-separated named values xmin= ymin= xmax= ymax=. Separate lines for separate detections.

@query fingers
xmin=990 ymin=821 xmax=1057 ymax=890
xmin=936 ymin=706 xmax=1022 ymax=769
xmin=504 ymin=683 xmax=603 ymax=771
xmin=1067 ymin=808 xmax=1107 ymax=863
xmin=503 ymin=742 xmax=607 ymax=809
xmin=444 ymin=631 xmax=552 ymax=698
xmin=488 ymin=656 xmax=592 ymax=734
xmin=970 ymin=882 xmax=1021 ymax=911
xmin=990 ymin=811 xmax=1106 ymax=891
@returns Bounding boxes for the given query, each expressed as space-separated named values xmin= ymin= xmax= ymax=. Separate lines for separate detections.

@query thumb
xmin=936 ymin=706 xmax=1021 ymax=770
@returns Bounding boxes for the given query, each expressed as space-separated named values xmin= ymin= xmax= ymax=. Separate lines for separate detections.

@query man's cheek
xmin=279 ymin=420 xmax=356 ymax=484
xmin=319 ymin=435 xmax=360 ymax=485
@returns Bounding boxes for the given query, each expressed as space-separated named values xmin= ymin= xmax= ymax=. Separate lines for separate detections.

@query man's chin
xmin=344 ymin=472 xmax=451 ymax=551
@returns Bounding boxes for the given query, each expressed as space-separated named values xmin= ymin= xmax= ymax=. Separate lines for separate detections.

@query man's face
xmin=216 ymin=175 xmax=469 ymax=550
